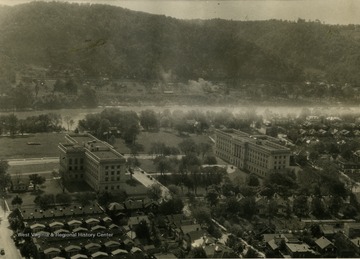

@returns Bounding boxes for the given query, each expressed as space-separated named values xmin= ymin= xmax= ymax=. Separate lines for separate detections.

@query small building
xmin=286 ymin=243 xmax=316 ymax=258
xmin=315 ymin=236 xmax=336 ymax=256
xmin=10 ymin=176 xmax=32 ymax=192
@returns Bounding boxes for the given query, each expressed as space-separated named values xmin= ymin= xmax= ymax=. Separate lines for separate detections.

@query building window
xmin=69 ymin=166 xmax=72 ymax=171
xmin=111 ymin=171 xmax=114 ymax=175
xmin=117 ymin=186 xmax=120 ymax=189
xmin=117 ymin=177 xmax=120 ymax=181
xmin=105 ymin=186 xmax=108 ymax=190
xmin=117 ymin=165 xmax=120 ymax=169
xmin=105 ymin=166 xmax=109 ymax=169
xmin=74 ymin=166 xmax=77 ymax=170
xmin=74 ymin=158 xmax=78 ymax=164
xmin=80 ymin=158 xmax=84 ymax=164
xmin=117 ymin=171 xmax=120 ymax=175
xmin=105 ymin=172 xmax=108 ymax=175
xmin=105 ymin=177 xmax=108 ymax=181
xmin=111 ymin=186 xmax=114 ymax=190
xmin=111 ymin=165 xmax=114 ymax=169
xmin=69 ymin=158 xmax=72 ymax=164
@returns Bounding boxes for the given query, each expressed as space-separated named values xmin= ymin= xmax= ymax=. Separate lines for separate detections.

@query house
xmin=64 ymin=245 xmax=82 ymax=257
xmin=111 ymin=249 xmax=128 ymax=259
xmin=344 ymin=223 xmax=360 ymax=238
xmin=286 ymin=243 xmax=317 ymax=258
xmin=128 ymin=215 xmax=150 ymax=228
xmin=43 ymin=247 xmax=61 ymax=259
xmin=10 ymin=176 xmax=32 ymax=192
xmin=153 ymin=253 xmax=177 ymax=259
xmin=315 ymin=236 xmax=336 ymax=256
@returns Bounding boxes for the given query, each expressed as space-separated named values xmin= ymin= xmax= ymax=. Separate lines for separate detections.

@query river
xmin=0 ymin=105 xmax=359 ymax=128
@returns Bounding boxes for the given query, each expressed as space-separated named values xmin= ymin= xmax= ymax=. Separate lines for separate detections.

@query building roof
xmin=153 ymin=253 xmax=178 ymax=259
xmin=65 ymin=245 xmax=81 ymax=252
xmin=286 ymin=243 xmax=312 ymax=253
xmin=104 ymin=241 xmax=120 ymax=247
xmin=85 ymin=243 xmax=101 ymax=249
xmin=70 ymin=254 xmax=88 ymax=259
xmin=315 ymin=236 xmax=333 ymax=250
xmin=44 ymin=247 xmax=61 ymax=254
xmin=30 ymin=223 xmax=46 ymax=229
xmin=181 ymin=224 xmax=201 ymax=235
xmin=49 ymin=221 xmax=64 ymax=227
xmin=128 ymin=215 xmax=150 ymax=226
xmin=111 ymin=249 xmax=128 ymax=255
xmin=91 ymin=251 xmax=109 ymax=258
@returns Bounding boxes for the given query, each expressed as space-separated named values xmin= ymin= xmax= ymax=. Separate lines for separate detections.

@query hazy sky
xmin=0 ymin=0 xmax=360 ymax=25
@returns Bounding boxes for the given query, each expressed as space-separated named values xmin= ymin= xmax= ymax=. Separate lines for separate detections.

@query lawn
xmin=8 ymin=163 xmax=59 ymax=174
xmin=0 ymin=133 xmax=66 ymax=159
xmin=6 ymin=179 xmax=64 ymax=210
xmin=113 ymin=130 xmax=213 ymax=154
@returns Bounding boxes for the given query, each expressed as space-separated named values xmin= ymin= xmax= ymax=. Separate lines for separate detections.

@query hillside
xmin=0 ymin=2 xmax=360 ymax=86
xmin=0 ymin=2 xmax=301 ymax=84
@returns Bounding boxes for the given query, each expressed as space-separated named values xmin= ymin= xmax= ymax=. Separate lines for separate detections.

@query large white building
xmin=59 ymin=134 xmax=126 ymax=192
xmin=215 ymin=129 xmax=291 ymax=177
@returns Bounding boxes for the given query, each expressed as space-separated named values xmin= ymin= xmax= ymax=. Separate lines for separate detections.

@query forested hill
xmin=0 ymin=2 xmax=360 ymax=85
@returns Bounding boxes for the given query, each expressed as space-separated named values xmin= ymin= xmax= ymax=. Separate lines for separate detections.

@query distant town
xmin=1 ymin=103 xmax=360 ymax=258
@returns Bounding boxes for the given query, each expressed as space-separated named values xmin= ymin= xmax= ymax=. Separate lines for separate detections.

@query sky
xmin=0 ymin=0 xmax=360 ymax=25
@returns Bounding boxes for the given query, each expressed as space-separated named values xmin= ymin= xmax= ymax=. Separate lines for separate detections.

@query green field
xmin=0 ymin=133 xmax=65 ymax=159
xmin=113 ymin=130 xmax=213 ymax=154
xmin=8 ymin=163 xmax=58 ymax=175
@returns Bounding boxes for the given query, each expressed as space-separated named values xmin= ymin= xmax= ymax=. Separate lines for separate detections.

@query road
xmin=8 ymin=157 xmax=59 ymax=166
xmin=0 ymin=199 xmax=22 ymax=259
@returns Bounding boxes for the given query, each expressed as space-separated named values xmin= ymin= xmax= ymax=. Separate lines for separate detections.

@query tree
xmin=148 ymin=183 xmax=162 ymax=201
xmin=140 ymin=109 xmax=159 ymax=131
xmin=293 ymin=195 xmax=309 ymax=217
xmin=206 ymin=187 xmax=219 ymax=206
xmin=247 ymin=174 xmax=260 ymax=187
xmin=55 ymin=193 xmax=72 ymax=205
xmin=244 ymin=247 xmax=259 ymax=258
xmin=198 ymin=142 xmax=212 ymax=159
xmin=34 ymin=194 xmax=54 ymax=209
xmin=187 ymin=247 xmax=207 ymax=258
xmin=159 ymin=198 xmax=184 ymax=215
xmin=76 ymin=192 xmax=96 ymax=206
xmin=6 ymin=114 xmax=18 ymax=137
xmin=97 ymin=191 xmax=114 ymax=206
xmin=154 ymin=156 xmax=173 ymax=176
xmin=203 ymin=156 xmax=217 ymax=165
xmin=135 ymin=220 xmax=150 ymax=240
xmin=29 ymin=174 xmax=46 ymax=191
xmin=11 ymin=195 xmax=23 ymax=207
xmin=64 ymin=116 xmax=72 ymax=131
xmin=191 ymin=206 xmax=212 ymax=225
xmin=178 ymin=139 xmax=198 ymax=155
xmin=0 ymin=160 xmax=11 ymax=193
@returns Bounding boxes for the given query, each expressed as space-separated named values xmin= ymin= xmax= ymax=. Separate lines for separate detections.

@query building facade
xmin=59 ymin=134 xmax=126 ymax=192
xmin=215 ymin=129 xmax=291 ymax=177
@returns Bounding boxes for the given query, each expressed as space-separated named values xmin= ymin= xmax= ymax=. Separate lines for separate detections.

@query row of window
xmin=104 ymin=177 xmax=120 ymax=182
xmin=68 ymin=166 xmax=84 ymax=171
xmin=68 ymin=158 xmax=84 ymax=164
xmin=105 ymin=165 xmax=121 ymax=170
xmin=104 ymin=185 xmax=121 ymax=190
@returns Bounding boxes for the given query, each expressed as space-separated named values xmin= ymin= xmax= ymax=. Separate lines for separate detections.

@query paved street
xmin=8 ymin=157 xmax=59 ymax=166
xmin=0 ymin=199 xmax=22 ymax=259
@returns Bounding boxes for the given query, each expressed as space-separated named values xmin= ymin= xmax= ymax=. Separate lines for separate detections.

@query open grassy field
xmin=8 ymin=163 xmax=58 ymax=174
xmin=113 ymin=129 xmax=213 ymax=154
xmin=6 ymin=179 xmax=64 ymax=209
xmin=0 ymin=133 xmax=65 ymax=159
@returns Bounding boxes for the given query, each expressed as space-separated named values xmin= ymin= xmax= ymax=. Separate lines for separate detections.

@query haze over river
xmin=0 ymin=105 xmax=359 ymax=128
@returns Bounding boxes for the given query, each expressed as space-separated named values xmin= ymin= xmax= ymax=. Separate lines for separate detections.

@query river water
xmin=0 ymin=105 xmax=359 ymax=128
